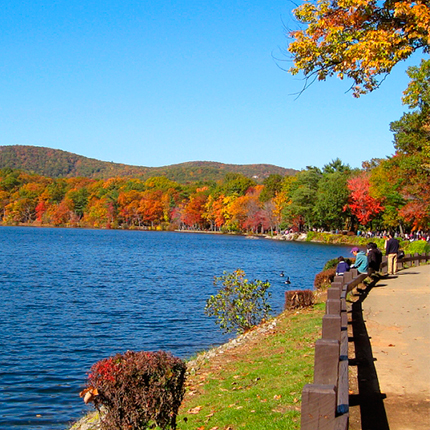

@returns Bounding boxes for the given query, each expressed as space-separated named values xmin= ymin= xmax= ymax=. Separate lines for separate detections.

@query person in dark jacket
xmin=367 ymin=242 xmax=382 ymax=274
xmin=335 ymin=256 xmax=350 ymax=275
xmin=385 ymin=233 xmax=400 ymax=275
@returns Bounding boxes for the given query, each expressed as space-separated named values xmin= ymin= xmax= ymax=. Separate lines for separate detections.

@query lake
xmin=0 ymin=227 xmax=351 ymax=429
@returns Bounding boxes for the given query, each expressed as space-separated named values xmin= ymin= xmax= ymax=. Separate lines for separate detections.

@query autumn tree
xmin=224 ymin=195 xmax=249 ymax=232
xmin=345 ymin=172 xmax=385 ymax=227
xmin=241 ymin=186 xmax=268 ymax=233
xmin=203 ymin=194 xmax=227 ymax=231
xmin=117 ymin=190 xmax=144 ymax=227
xmin=288 ymin=0 xmax=430 ymax=96
xmin=180 ymin=188 xmax=210 ymax=229
xmin=138 ymin=190 xmax=165 ymax=227
xmin=273 ymin=175 xmax=297 ymax=229
xmin=49 ymin=198 xmax=74 ymax=226
xmin=368 ymin=159 xmax=406 ymax=230
xmin=84 ymin=197 xmax=111 ymax=228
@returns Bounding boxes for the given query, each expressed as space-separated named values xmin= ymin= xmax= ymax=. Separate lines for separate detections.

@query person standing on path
xmin=385 ymin=233 xmax=400 ymax=275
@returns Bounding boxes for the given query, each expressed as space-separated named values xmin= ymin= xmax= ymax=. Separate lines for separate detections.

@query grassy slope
xmin=176 ymin=303 xmax=325 ymax=430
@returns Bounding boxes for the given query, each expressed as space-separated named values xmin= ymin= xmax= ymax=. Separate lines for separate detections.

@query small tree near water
xmin=204 ymin=269 xmax=271 ymax=334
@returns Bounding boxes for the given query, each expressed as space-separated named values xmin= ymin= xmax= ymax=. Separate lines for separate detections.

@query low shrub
xmin=323 ymin=257 xmax=354 ymax=271
xmin=284 ymin=289 xmax=314 ymax=310
xmin=323 ymin=257 xmax=339 ymax=271
xmin=83 ymin=350 xmax=187 ymax=430
xmin=314 ymin=268 xmax=336 ymax=289
xmin=403 ymin=240 xmax=430 ymax=255
xmin=305 ymin=231 xmax=316 ymax=241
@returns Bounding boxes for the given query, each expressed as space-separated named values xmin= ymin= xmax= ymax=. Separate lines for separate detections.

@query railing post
xmin=333 ymin=275 xmax=345 ymax=284
xmin=322 ymin=314 xmax=342 ymax=341
xmin=414 ymin=252 xmax=420 ymax=266
xmin=314 ymin=339 xmax=340 ymax=385
xmin=326 ymin=298 xmax=341 ymax=315
xmin=328 ymin=283 xmax=342 ymax=300
xmin=301 ymin=384 xmax=337 ymax=430
xmin=342 ymin=271 xmax=353 ymax=283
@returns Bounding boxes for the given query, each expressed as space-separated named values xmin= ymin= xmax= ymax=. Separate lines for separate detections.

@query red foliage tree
xmin=345 ymin=173 xmax=384 ymax=226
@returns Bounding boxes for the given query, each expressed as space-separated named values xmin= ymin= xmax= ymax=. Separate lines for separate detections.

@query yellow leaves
xmin=288 ymin=0 xmax=430 ymax=96
xmin=187 ymin=405 xmax=203 ymax=414
xmin=79 ymin=387 xmax=99 ymax=404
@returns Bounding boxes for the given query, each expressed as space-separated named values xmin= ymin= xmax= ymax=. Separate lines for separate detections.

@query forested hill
xmin=0 ymin=145 xmax=297 ymax=183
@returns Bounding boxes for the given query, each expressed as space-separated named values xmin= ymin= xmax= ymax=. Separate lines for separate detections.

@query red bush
xmin=314 ymin=268 xmax=337 ymax=289
xmin=84 ymin=350 xmax=186 ymax=430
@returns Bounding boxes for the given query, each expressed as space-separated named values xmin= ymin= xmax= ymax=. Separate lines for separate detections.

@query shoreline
xmin=3 ymin=224 xmax=427 ymax=256
xmin=0 ymin=223 xmax=405 ymax=246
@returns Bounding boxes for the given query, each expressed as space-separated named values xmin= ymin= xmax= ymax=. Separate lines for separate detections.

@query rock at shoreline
xmin=266 ymin=232 xmax=308 ymax=241
xmin=69 ymin=411 xmax=101 ymax=430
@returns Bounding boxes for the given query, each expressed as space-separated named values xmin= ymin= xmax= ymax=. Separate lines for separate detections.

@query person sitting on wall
xmin=367 ymin=242 xmax=382 ymax=276
xmin=350 ymin=247 xmax=368 ymax=274
xmin=335 ymin=256 xmax=350 ymax=275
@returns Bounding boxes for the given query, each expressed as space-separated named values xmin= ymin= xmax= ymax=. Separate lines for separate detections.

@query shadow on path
xmin=349 ymin=284 xmax=390 ymax=430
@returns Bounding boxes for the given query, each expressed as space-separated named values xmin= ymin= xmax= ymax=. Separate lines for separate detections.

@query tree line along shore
xmin=0 ymin=153 xmax=428 ymax=237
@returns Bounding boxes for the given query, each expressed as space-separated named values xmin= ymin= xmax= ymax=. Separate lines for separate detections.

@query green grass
xmin=176 ymin=303 xmax=325 ymax=430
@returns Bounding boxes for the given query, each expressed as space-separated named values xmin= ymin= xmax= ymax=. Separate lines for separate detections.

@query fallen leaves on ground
xmin=187 ymin=406 xmax=203 ymax=414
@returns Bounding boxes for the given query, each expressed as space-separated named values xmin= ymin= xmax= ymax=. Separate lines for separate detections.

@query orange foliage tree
xmin=288 ymin=0 xmax=430 ymax=96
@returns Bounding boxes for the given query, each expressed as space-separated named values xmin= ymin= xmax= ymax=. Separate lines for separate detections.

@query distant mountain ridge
xmin=0 ymin=145 xmax=297 ymax=183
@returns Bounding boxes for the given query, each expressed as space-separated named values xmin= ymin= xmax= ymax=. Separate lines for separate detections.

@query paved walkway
xmin=362 ymin=264 xmax=430 ymax=430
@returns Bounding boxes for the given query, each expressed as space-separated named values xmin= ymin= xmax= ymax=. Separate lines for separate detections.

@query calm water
xmin=0 ymin=227 xmax=350 ymax=429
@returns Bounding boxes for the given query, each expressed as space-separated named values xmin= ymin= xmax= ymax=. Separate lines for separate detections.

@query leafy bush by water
xmin=84 ymin=350 xmax=186 ymax=430
xmin=204 ymin=269 xmax=271 ymax=334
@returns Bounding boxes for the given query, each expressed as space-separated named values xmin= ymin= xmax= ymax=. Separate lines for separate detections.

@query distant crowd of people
xmin=336 ymin=233 xmax=403 ymax=278
xmin=356 ymin=230 xmax=430 ymax=242
xmin=283 ymin=228 xmax=430 ymax=243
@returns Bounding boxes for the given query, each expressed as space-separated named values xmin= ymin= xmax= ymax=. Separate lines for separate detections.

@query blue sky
xmin=0 ymin=0 xmax=423 ymax=171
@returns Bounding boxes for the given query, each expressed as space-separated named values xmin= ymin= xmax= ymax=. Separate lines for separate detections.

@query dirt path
xmin=360 ymin=265 xmax=430 ymax=430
